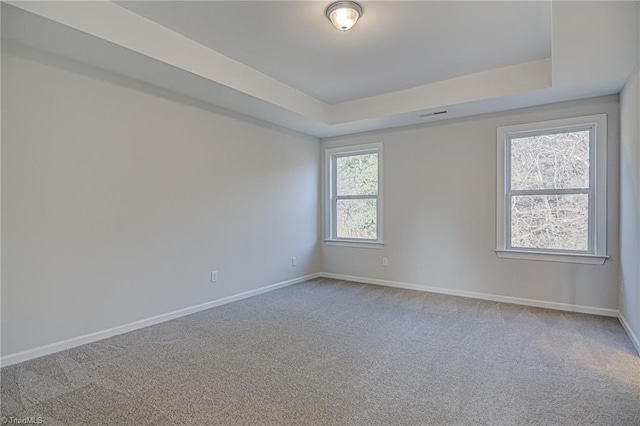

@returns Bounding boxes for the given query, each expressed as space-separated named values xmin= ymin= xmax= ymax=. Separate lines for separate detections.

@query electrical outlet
xmin=292 ymin=257 xmax=297 ymax=267
xmin=210 ymin=271 xmax=218 ymax=283
xmin=382 ymin=257 xmax=388 ymax=267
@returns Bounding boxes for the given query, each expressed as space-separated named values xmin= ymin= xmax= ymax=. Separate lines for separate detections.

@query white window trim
xmin=324 ymin=142 xmax=383 ymax=248
xmin=496 ymin=114 xmax=608 ymax=265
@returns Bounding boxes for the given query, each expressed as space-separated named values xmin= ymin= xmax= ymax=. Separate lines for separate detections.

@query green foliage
xmin=337 ymin=199 xmax=377 ymax=239
xmin=337 ymin=154 xmax=378 ymax=195
xmin=336 ymin=153 xmax=378 ymax=239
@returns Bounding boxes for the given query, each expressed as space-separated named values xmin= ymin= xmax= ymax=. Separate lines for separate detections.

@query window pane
xmin=511 ymin=194 xmax=589 ymax=251
xmin=336 ymin=153 xmax=378 ymax=196
xmin=336 ymin=199 xmax=377 ymax=239
xmin=510 ymin=130 xmax=590 ymax=190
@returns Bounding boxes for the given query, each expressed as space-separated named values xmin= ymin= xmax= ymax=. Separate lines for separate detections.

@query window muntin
xmin=497 ymin=115 xmax=607 ymax=264
xmin=325 ymin=143 xmax=383 ymax=245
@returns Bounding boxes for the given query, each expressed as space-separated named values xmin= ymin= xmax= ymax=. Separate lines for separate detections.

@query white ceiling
xmin=2 ymin=1 xmax=639 ymax=138
xmin=117 ymin=1 xmax=552 ymax=104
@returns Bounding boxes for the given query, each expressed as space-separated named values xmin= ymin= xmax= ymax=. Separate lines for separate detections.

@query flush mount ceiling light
xmin=325 ymin=1 xmax=363 ymax=31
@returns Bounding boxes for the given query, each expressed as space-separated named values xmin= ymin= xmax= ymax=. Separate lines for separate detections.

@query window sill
xmin=495 ymin=249 xmax=608 ymax=265
xmin=325 ymin=240 xmax=384 ymax=249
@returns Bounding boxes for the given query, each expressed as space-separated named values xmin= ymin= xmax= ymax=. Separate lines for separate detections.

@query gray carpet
xmin=1 ymin=278 xmax=639 ymax=425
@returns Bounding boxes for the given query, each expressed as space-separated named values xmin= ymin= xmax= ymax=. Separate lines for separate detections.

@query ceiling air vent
xmin=418 ymin=110 xmax=448 ymax=118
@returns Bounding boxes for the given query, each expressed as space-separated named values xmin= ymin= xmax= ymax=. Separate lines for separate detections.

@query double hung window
xmin=496 ymin=115 xmax=607 ymax=264
xmin=325 ymin=143 xmax=383 ymax=247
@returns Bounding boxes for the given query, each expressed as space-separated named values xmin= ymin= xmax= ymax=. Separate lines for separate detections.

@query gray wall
xmin=1 ymin=45 xmax=321 ymax=356
xmin=619 ymin=5 xmax=640 ymax=349
xmin=322 ymin=96 xmax=620 ymax=311
xmin=2 ymin=42 xmax=634 ymax=359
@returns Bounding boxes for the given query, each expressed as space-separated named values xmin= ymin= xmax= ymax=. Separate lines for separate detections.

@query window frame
xmin=496 ymin=114 xmax=608 ymax=265
xmin=324 ymin=142 xmax=383 ymax=248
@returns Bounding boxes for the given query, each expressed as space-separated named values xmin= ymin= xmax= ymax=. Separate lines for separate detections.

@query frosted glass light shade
xmin=326 ymin=1 xmax=363 ymax=31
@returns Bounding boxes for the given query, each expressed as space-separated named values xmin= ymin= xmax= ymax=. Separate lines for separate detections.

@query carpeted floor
xmin=1 ymin=278 xmax=639 ymax=425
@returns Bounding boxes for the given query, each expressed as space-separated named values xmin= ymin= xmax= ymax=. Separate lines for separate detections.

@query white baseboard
xmin=320 ymin=272 xmax=619 ymax=318
xmin=618 ymin=313 xmax=640 ymax=356
xmin=0 ymin=273 xmax=321 ymax=367
xmin=4 ymin=272 xmax=634 ymax=366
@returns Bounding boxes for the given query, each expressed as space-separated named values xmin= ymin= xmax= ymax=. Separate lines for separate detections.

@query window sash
xmin=506 ymin=192 xmax=592 ymax=253
xmin=328 ymin=146 xmax=381 ymax=242
xmin=509 ymin=188 xmax=591 ymax=196
xmin=334 ymin=194 xmax=377 ymax=200
xmin=504 ymin=125 xmax=596 ymax=255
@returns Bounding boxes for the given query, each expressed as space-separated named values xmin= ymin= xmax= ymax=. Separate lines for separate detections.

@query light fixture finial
xmin=325 ymin=1 xmax=363 ymax=32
